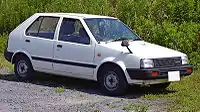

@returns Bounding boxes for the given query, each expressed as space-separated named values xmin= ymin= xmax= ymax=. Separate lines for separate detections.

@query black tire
xmin=14 ymin=55 xmax=35 ymax=81
xmin=99 ymin=65 xmax=127 ymax=96
xmin=150 ymin=82 xmax=171 ymax=90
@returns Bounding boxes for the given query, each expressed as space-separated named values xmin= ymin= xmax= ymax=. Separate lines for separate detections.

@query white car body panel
xmin=53 ymin=41 xmax=95 ymax=76
xmin=23 ymin=37 xmax=54 ymax=70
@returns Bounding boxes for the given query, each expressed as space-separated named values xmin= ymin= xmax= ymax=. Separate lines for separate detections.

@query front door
xmin=53 ymin=18 xmax=95 ymax=76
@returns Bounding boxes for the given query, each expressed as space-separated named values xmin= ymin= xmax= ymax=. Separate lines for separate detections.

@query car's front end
xmin=126 ymin=56 xmax=193 ymax=85
xmin=84 ymin=17 xmax=193 ymax=85
xmin=84 ymin=17 xmax=193 ymax=95
xmin=119 ymin=39 xmax=193 ymax=85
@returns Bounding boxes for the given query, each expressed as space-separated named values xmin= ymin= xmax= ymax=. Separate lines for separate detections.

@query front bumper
xmin=126 ymin=65 xmax=193 ymax=80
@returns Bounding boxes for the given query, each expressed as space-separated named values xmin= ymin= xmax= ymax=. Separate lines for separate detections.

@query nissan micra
xmin=4 ymin=13 xmax=193 ymax=95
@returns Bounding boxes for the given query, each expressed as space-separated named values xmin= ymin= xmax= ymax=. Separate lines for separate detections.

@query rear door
xmin=53 ymin=18 xmax=96 ymax=76
xmin=23 ymin=16 xmax=59 ymax=71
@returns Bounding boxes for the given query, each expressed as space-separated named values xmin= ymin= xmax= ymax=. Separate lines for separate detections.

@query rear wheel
xmin=14 ymin=56 xmax=35 ymax=81
xmin=99 ymin=65 xmax=127 ymax=96
xmin=150 ymin=82 xmax=171 ymax=90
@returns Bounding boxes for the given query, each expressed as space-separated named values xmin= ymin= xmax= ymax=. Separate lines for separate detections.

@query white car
xmin=4 ymin=13 xmax=192 ymax=95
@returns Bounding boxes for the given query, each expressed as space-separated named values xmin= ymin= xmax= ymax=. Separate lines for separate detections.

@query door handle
xmin=25 ymin=39 xmax=30 ymax=43
xmin=57 ymin=44 xmax=62 ymax=48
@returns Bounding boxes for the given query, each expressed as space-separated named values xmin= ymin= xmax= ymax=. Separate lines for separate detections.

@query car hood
xmin=100 ymin=41 xmax=185 ymax=58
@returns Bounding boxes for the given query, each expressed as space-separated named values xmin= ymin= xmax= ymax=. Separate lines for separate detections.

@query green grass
xmin=0 ymin=33 xmax=7 ymax=53
xmin=0 ymin=54 xmax=13 ymax=70
xmin=123 ymin=103 xmax=148 ymax=112
xmin=55 ymin=86 xmax=65 ymax=93
xmin=143 ymin=71 xmax=200 ymax=111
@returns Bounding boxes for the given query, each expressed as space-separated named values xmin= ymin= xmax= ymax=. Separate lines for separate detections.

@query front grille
xmin=153 ymin=57 xmax=182 ymax=68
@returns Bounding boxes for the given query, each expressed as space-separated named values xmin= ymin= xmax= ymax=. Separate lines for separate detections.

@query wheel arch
xmin=96 ymin=60 xmax=129 ymax=83
xmin=11 ymin=50 xmax=32 ymax=64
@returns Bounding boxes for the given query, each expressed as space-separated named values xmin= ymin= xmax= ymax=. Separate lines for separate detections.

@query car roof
xmin=35 ymin=13 xmax=117 ymax=19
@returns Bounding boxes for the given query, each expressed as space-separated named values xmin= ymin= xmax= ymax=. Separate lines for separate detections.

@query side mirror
xmin=121 ymin=40 xmax=132 ymax=53
xmin=121 ymin=40 xmax=129 ymax=47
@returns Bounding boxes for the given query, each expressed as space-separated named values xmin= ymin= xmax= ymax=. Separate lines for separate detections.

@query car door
xmin=53 ymin=18 xmax=95 ymax=76
xmin=23 ymin=16 xmax=59 ymax=71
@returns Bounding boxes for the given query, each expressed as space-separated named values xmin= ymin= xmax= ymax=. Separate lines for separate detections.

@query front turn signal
xmin=186 ymin=68 xmax=192 ymax=73
xmin=152 ymin=71 xmax=159 ymax=76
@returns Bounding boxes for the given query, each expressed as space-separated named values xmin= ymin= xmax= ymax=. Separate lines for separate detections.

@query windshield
xmin=84 ymin=18 xmax=140 ymax=42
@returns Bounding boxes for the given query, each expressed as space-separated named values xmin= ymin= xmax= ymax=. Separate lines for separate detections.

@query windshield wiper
xmin=132 ymin=38 xmax=142 ymax=41
xmin=108 ymin=37 xmax=131 ymax=42
xmin=112 ymin=37 xmax=129 ymax=41
xmin=112 ymin=37 xmax=142 ymax=42
xmin=105 ymin=37 xmax=142 ymax=43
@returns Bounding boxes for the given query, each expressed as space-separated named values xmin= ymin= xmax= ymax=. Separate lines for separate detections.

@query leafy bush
xmin=0 ymin=33 xmax=7 ymax=53
xmin=0 ymin=0 xmax=199 ymax=68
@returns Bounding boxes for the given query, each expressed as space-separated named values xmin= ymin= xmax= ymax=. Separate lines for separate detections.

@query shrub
xmin=0 ymin=33 xmax=7 ymax=53
xmin=0 ymin=0 xmax=199 ymax=69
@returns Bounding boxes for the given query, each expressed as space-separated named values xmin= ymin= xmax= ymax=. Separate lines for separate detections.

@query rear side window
xmin=26 ymin=16 xmax=59 ymax=39
xmin=26 ymin=17 xmax=43 ymax=37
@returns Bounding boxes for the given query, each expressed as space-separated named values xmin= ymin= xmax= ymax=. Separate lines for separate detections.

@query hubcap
xmin=17 ymin=60 xmax=28 ymax=77
xmin=104 ymin=71 xmax=119 ymax=91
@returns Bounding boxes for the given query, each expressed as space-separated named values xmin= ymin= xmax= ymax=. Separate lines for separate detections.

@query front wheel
xmin=99 ymin=66 xmax=127 ymax=96
xmin=14 ymin=56 xmax=35 ymax=81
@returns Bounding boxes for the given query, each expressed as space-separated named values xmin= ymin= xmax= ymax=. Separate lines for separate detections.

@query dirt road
xmin=0 ymin=68 xmax=168 ymax=112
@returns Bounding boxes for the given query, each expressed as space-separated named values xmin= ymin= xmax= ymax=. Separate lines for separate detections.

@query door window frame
xmin=56 ymin=17 xmax=92 ymax=45
xmin=25 ymin=16 xmax=60 ymax=40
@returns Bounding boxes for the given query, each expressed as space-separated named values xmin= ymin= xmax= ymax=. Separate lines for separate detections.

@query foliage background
xmin=0 ymin=0 xmax=199 ymax=68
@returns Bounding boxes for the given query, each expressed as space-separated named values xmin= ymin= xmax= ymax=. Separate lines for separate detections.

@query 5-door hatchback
xmin=4 ymin=13 xmax=193 ymax=95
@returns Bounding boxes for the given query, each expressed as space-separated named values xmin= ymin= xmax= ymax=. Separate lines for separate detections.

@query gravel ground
xmin=0 ymin=68 xmax=169 ymax=112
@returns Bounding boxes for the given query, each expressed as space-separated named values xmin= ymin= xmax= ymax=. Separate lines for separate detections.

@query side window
xmin=26 ymin=16 xmax=59 ymax=39
xmin=38 ymin=17 xmax=59 ymax=39
xmin=58 ymin=18 xmax=90 ymax=44
xmin=26 ymin=17 xmax=43 ymax=37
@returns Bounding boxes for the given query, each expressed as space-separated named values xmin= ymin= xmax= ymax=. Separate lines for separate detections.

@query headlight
xmin=182 ymin=56 xmax=189 ymax=65
xmin=141 ymin=59 xmax=154 ymax=68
